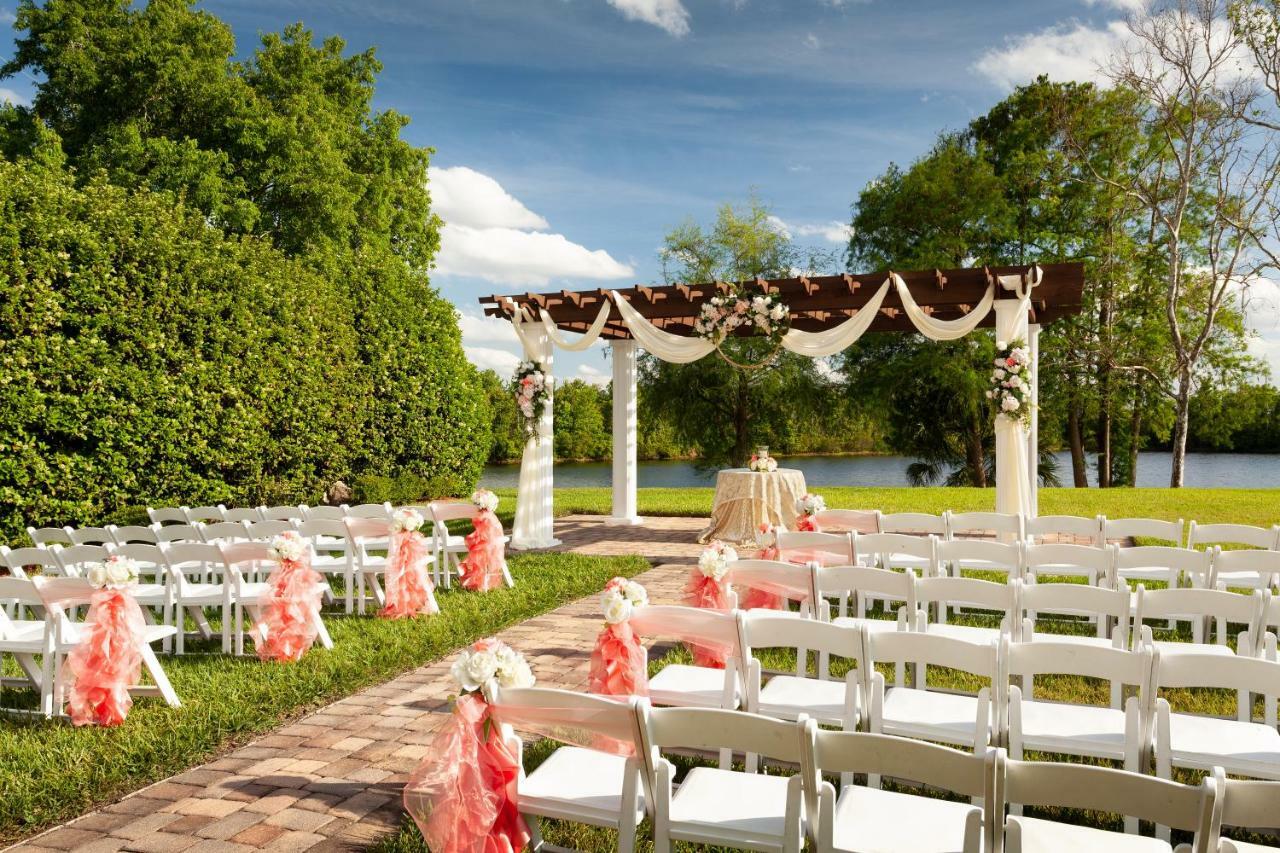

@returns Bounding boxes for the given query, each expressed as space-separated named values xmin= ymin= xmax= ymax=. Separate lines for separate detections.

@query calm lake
xmin=483 ymin=451 xmax=1280 ymax=489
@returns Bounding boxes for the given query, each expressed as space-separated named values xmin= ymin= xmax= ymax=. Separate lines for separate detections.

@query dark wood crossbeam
xmin=479 ymin=262 xmax=1083 ymax=338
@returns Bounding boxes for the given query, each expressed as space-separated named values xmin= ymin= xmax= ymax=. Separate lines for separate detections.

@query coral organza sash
xmin=255 ymin=551 xmax=323 ymax=662
xmin=589 ymin=621 xmax=648 ymax=698
xmin=460 ymin=509 xmax=507 ymax=592
xmin=680 ymin=572 xmax=733 ymax=668
xmin=380 ymin=530 xmax=439 ymax=618
xmin=631 ymin=604 xmax=736 ymax=671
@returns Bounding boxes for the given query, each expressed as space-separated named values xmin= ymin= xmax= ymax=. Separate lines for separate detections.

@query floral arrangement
xmin=986 ymin=339 xmax=1032 ymax=424
xmin=795 ymin=492 xmax=826 ymax=518
xmin=694 ymin=287 xmax=791 ymax=348
xmin=748 ymin=451 xmax=778 ymax=473
xmin=392 ymin=508 xmax=426 ymax=534
xmin=514 ymin=360 xmax=552 ymax=436
xmin=450 ymin=637 xmax=536 ymax=694
xmin=697 ymin=540 xmax=738 ymax=582
xmin=471 ymin=488 xmax=500 ymax=513
xmin=84 ymin=555 xmax=139 ymax=590
xmin=269 ymin=531 xmax=308 ymax=563
xmin=601 ymin=576 xmax=648 ymax=624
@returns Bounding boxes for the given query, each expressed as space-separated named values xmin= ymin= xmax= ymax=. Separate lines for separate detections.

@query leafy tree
xmin=553 ymin=380 xmax=610 ymax=460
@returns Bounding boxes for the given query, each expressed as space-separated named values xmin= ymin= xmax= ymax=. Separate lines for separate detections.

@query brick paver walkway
xmin=7 ymin=516 xmax=705 ymax=853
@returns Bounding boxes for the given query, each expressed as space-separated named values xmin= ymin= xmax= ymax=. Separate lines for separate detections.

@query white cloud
xmin=0 ymin=7 xmax=15 ymax=24
xmin=768 ymin=214 xmax=852 ymax=245
xmin=576 ymin=364 xmax=611 ymax=387
xmin=0 ymin=87 xmax=27 ymax=106
xmin=466 ymin=345 xmax=522 ymax=377
xmin=972 ymin=20 xmax=1128 ymax=90
xmin=458 ymin=310 xmax=519 ymax=344
xmin=1084 ymin=0 xmax=1147 ymax=13
xmin=429 ymin=166 xmax=549 ymax=230
xmin=607 ymin=0 xmax=690 ymax=37
xmin=804 ymin=32 xmax=821 ymax=50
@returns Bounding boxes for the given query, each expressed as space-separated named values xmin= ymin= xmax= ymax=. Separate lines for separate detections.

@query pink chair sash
xmin=588 ymin=621 xmax=648 ymax=698
xmin=494 ymin=695 xmax=638 ymax=758
xmin=681 ymin=572 xmax=732 ymax=668
xmin=404 ymin=693 xmax=530 ymax=853
xmin=632 ymin=603 xmax=736 ymax=671
xmin=64 ymin=587 xmax=145 ymax=727
xmin=460 ymin=509 xmax=507 ymax=592
xmin=380 ymin=530 xmax=439 ymax=619
xmin=255 ymin=551 xmax=323 ymax=662
xmin=796 ymin=515 xmax=821 ymax=532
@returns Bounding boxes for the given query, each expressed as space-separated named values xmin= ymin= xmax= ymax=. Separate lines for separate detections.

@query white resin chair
xmin=107 ymin=525 xmax=159 ymax=546
xmin=221 ymin=506 xmax=264 ymax=524
xmin=428 ymin=500 xmax=476 ymax=589
xmin=864 ymin=629 xmax=1002 ymax=752
xmin=25 ymin=526 xmax=74 ymax=548
xmin=109 ymin=543 xmax=175 ymax=649
xmin=150 ymin=523 xmax=205 ymax=546
xmin=66 ymin=526 xmax=116 ymax=546
xmin=1208 ymin=772 xmax=1280 ymax=853
xmin=219 ymin=541 xmax=332 ymax=657
xmin=345 ymin=516 xmax=392 ymax=613
xmin=184 ymin=505 xmax=227 ymax=525
xmin=260 ymin=505 xmax=307 ymax=522
xmin=198 ymin=521 xmax=252 ymax=545
xmin=936 ymin=538 xmax=1023 ymax=580
xmin=295 ymin=518 xmax=355 ymax=614
xmin=914 ymin=575 xmax=1019 ymax=645
xmin=146 ymin=506 xmax=189 ymax=526
xmin=631 ymin=605 xmax=744 ymax=712
xmin=1018 ymin=578 xmax=1131 ymax=652
xmin=1104 ymin=516 xmax=1185 ymax=548
xmin=637 ymin=705 xmax=809 ymax=853
xmin=1214 ymin=548 xmax=1280 ymax=593
xmin=490 ymin=686 xmax=647 ymax=853
xmin=811 ymin=509 xmax=879 ymax=534
xmin=2 ymin=545 xmax=64 ymax=579
xmin=0 ymin=576 xmax=56 ymax=715
xmin=302 ymin=504 xmax=348 ymax=521
xmin=726 ymin=559 xmax=814 ymax=617
xmin=813 ymin=563 xmax=916 ymax=633
xmin=1189 ymin=522 xmax=1280 ymax=552
xmin=805 ymin=728 xmax=997 ymax=853
xmin=1133 ymin=586 xmax=1262 ymax=655
xmin=162 ymin=542 xmax=233 ymax=654
xmin=1023 ymin=542 xmax=1114 ymax=587
xmin=867 ymin=518 xmax=942 ymax=573
xmin=51 ymin=544 xmax=111 ymax=578
xmin=1025 ymin=513 xmax=1104 ymax=546
xmin=877 ymin=512 xmax=946 ymax=537
xmin=1117 ymin=545 xmax=1215 ymax=591
xmin=1244 ymin=590 xmax=1280 ymax=659
xmin=243 ymin=520 xmax=296 ymax=542
xmin=1001 ymin=758 xmax=1217 ymax=853
xmin=738 ymin=613 xmax=862 ymax=731
xmin=774 ymin=530 xmax=853 ymax=567
xmin=946 ymin=511 xmax=1024 ymax=542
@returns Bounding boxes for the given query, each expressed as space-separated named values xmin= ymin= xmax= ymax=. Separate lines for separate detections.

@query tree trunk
xmin=1068 ymin=402 xmax=1088 ymax=487
xmin=1169 ymin=366 xmax=1192 ymax=488
xmin=966 ymin=412 xmax=988 ymax=488
xmin=1128 ymin=394 xmax=1142 ymax=487
xmin=733 ymin=371 xmax=751 ymax=466
xmin=1097 ymin=371 xmax=1112 ymax=488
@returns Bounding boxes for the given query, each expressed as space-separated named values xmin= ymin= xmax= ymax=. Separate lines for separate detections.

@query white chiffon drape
xmin=993 ymin=294 xmax=1033 ymax=521
xmin=509 ymin=310 xmax=560 ymax=549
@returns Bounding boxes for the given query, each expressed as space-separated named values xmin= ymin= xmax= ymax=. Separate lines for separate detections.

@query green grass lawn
xmin=0 ymin=551 xmax=649 ymax=844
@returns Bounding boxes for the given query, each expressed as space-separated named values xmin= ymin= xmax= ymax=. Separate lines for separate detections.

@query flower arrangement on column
xmin=514 ymin=360 xmax=551 ymax=436
xmin=987 ymin=340 xmax=1032 ymax=424
xmin=693 ymin=284 xmax=791 ymax=369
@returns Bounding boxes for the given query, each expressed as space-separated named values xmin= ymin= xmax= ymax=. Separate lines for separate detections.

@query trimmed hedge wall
xmin=0 ymin=161 xmax=488 ymax=537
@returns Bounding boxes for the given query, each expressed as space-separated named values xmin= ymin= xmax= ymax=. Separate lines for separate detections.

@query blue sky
xmin=2 ymin=0 xmax=1277 ymax=383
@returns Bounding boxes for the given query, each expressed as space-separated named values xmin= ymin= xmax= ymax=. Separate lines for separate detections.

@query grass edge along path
xmin=0 ymin=552 xmax=650 ymax=845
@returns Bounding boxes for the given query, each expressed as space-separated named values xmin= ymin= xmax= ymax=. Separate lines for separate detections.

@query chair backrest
xmin=345 ymin=516 xmax=392 ymax=541
xmin=303 ymin=504 xmax=348 ymax=520
xmin=1023 ymin=542 xmax=1114 ymax=579
xmin=67 ymin=526 xmax=116 ymax=546
xmin=628 ymin=605 xmax=741 ymax=658
xmin=110 ymin=544 xmax=168 ymax=581
xmin=1134 ymin=586 xmax=1263 ymax=641
xmin=53 ymin=544 xmax=110 ymax=576
xmin=1214 ymin=547 xmax=1280 ymax=584
xmin=347 ymin=502 xmax=393 ymax=519
xmin=1024 ymin=514 xmax=1103 ymax=546
xmin=1 ymin=546 xmax=61 ymax=578
xmin=162 ymin=542 xmax=223 ymax=576
xmin=1154 ymin=647 xmax=1280 ymax=701
xmin=936 ymin=538 xmax=1023 ymax=571
xmin=221 ymin=507 xmax=264 ymax=523
xmin=0 ymin=576 xmax=44 ymax=609
xmin=1216 ymin=775 xmax=1280 ymax=838
xmin=1019 ymin=580 xmax=1130 ymax=638
xmin=184 ymin=505 xmax=227 ymax=524
xmin=243 ymin=520 xmax=296 ymax=541
xmin=107 ymin=525 xmax=158 ymax=545
xmin=775 ymin=530 xmax=852 ymax=565
xmin=914 ymin=575 xmax=1018 ymax=619
xmin=150 ymin=523 xmax=205 ymax=545
xmin=1115 ymin=545 xmax=1212 ymax=583
xmin=810 ymin=729 xmax=992 ymax=799
xmin=725 ymin=559 xmax=814 ymax=608
xmin=1002 ymin=758 xmax=1216 ymax=834
xmin=864 ymin=629 xmax=1001 ymax=683
xmin=26 ymin=526 xmax=73 ymax=547
xmin=219 ymin=540 xmax=276 ymax=568
xmin=488 ymin=685 xmax=641 ymax=748
xmin=638 ymin=705 xmax=806 ymax=765
xmin=260 ymin=505 xmax=307 ymax=521
xmin=430 ymin=500 xmax=476 ymax=524
xmin=146 ymin=506 xmax=189 ymax=526
xmin=1102 ymin=516 xmax=1184 ymax=547
xmin=295 ymin=518 xmax=348 ymax=539
xmin=878 ymin=512 xmax=946 ymax=536
xmin=737 ymin=612 xmax=862 ymax=678
xmin=199 ymin=521 xmax=251 ymax=543
xmin=812 ymin=509 xmax=879 ymax=534
xmin=1006 ymin=641 xmax=1152 ymax=708
xmin=947 ymin=511 xmax=1023 ymax=539
xmin=1189 ymin=521 xmax=1279 ymax=551
xmin=853 ymin=532 xmax=936 ymax=569
xmin=812 ymin=564 xmax=917 ymax=617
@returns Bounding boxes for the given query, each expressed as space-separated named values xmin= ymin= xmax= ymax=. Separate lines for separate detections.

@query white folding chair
xmin=1117 ymin=545 xmax=1215 ymax=590
xmin=630 ymin=605 xmax=744 ymax=712
xmin=66 ymin=526 xmax=116 ymax=546
xmin=184 ymin=505 xmax=227 ymax=525
xmin=221 ymin=506 xmax=264 ymax=524
xmin=0 ymin=576 xmax=56 ymax=716
xmin=1209 ymin=773 xmax=1280 ymax=853
xmin=150 ymin=523 xmax=205 ymax=546
xmin=877 ymin=512 xmax=946 ymax=537
xmin=345 ymin=516 xmax=391 ymax=614
xmin=489 ymin=686 xmax=647 ymax=853
xmin=1001 ymin=757 xmax=1217 ymax=852
xmin=260 ymin=505 xmax=307 ymax=522
xmin=1023 ymin=542 xmax=1113 ymax=587
xmin=1025 ymin=513 xmax=1104 ymax=546
xmin=1214 ymin=548 xmax=1280 ymax=593
xmin=1244 ymin=590 xmax=1280 ymax=659
xmin=296 ymin=518 xmax=355 ymax=614
xmin=2 ymin=545 xmax=64 ymax=579
xmin=1019 ymin=578 xmax=1131 ymax=651
xmin=812 ymin=509 xmax=879 ymax=534
xmin=25 ymin=526 xmax=74 ymax=548
xmin=774 ymin=531 xmax=853 ymax=567
xmin=302 ymin=504 xmax=348 ymax=521
xmin=813 ymin=563 xmax=916 ymax=633
xmin=1133 ymin=585 xmax=1262 ymax=655
xmin=243 ymin=520 xmax=296 ymax=541
xmin=219 ymin=541 xmax=332 ymax=657
xmin=1104 ymin=516 xmax=1185 ymax=548
xmin=109 ymin=543 xmax=175 ymax=650
xmin=52 ymin=544 xmax=111 ymax=578
xmin=726 ymin=559 xmax=814 ymax=617
xmin=637 ymin=705 xmax=809 ymax=853
xmin=1189 ymin=522 xmax=1280 ymax=552
xmin=107 ymin=525 xmax=159 ymax=546
xmin=805 ymin=728 xmax=996 ymax=853
xmin=946 ymin=510 xmax=1024 ymax=542
xmin=429 ymin=500 xmax=476 ymax=589
xmin=871 ymin=517 xmax=943 ymax=573
xmin=146 ymin=506 xmax=189 ymax=526
xmin=914 ymin=575 xmax=1019 ymax=645
xmin=162 ymin=542 xmax=232 ymax=654
xmin=937 ymin=537 xmax=1023 ymax=580
xmin=864 ymin=629 xmax=1002 ymax=753
xmin=739 ymin=613 xmax=862 ymax=732
xmin=198 ymin=520 xmax=252 ymax=545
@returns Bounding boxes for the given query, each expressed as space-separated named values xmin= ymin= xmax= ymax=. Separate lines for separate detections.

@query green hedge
xmin=0 ymin=160 xmax=488 ymax=537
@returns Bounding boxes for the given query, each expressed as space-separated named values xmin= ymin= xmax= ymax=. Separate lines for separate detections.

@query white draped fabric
xmin=509 ymin=309 xmax=560 ymax=550
xmin=892 ymin=273 xmax=995 ymax=341
xmin=993 ymin=294 xmax=1034 ymax=521
xmin=608 ymin=290 xmax=716 ymax=363
xmin=539 ymin=301 xmax=611 ymax=351
xmin=778 ymin=278 xmax=892 ymax=357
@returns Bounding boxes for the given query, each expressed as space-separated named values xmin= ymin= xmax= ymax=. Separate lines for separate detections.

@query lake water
xmin=483 ymin=451 xmax=1280 ymax=489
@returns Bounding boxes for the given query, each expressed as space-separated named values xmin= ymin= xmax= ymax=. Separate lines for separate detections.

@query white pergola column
xmin=1027 ymin=323 xmax=1041 ymax=518
xmin=993 ymin=298 xmax=1032 ymax=519
xmin=606 ymin=339 xmax=643 ymax=526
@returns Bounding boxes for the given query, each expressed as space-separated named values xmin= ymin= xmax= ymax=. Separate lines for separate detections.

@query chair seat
xmin=1166 ymin=712 xmax=1280 ymax=777
xmin=758 ymin=675 xmax=855 ymax=726
xmin=1216 ymin=571 xmax=1273 ymax=590
xmin=924 ymin=623 xmax=1005 ymax=645
xmin=129 ymin=583 xmax=169 ymax=606
xmin=1221 ymin=840 xmax=1278 ymax=853
xmin=1149 ymin=640 xmax=1234 ymax=657
xmin=519 ymin=746 xmax=643 ymax=825
xmin=880 ymin=687 xmax=986 ymax=747
xmin=668 ymin=766 xmax=800 ymax=848
xmin=1016 ymin=700 xmax=1129 ymax=759
xmin=951 ymin=560 xmax=1018 ymax=576
xmin=1008 ymin=815 xmax=1171 ymax=852
xmin=648 ymin=664 xmax=739 ymax=709
xmin=1028 ymin=632 xmax=1116 ymax=650
xmin=832 ymin=616 xmax=900 ymax=634
xmin=830 ymin=783 xmax=979 ymax=853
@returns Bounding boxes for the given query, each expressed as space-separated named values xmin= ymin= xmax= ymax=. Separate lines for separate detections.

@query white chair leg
xmin=141 ymin=645 xmax=180 ymax=707
xmin=313 ymin=610 xmax=333 ymax=649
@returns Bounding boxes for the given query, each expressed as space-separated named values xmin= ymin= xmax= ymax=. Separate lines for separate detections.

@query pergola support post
xmin=1028 ymin=323 xmax=1041 ymax=518
xmin=607 ymin=340 xmax=643 ymax=526
xmin=993 ymin=299 xmax=1032 ymax=520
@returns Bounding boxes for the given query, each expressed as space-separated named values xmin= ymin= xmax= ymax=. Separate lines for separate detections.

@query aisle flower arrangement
xmin=514 ymin=360 xmax=552 ymax=436
xmin=381 ymin=508 xmax=438 ymax=619
xmin=589 ymin=577 xmax=649 ymax=698
xmin=987 ymin=340 xmax=1032 ymax=424
xmin=795 ymin=492 xmax=826 ymax=531
xmin=67 ymin=555 xmax=144 ymax=726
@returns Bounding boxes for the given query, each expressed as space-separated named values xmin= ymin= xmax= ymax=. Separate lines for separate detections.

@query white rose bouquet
xmin=450 ymin=637 xmax=536 ymax=694
xmin=601 ymin=576 xmax=648 ymax=624
xmin=986 ymin=339 xmax=1033 ymax=425
xmin=697 ymin=541 xmax=738 ymax=582
xmin=85 ymin=555 xmax=140 ymax=590
xmin=392 ymin=508 xmax=426 ymax=533
xmin=269 ymin=530 xmax=308 ymax=563
xmin=471 ymin=488 xmax=499 ymax=513
xmin=795 ymin=492 xmax=826 ymax=518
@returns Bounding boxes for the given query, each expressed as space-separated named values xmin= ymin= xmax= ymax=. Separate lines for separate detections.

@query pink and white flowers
xmin=269 ymin=530 xmax=308 ymax=563
xmin=601 ymin=576 xmax=649 ymax=624
xmin=795 ymin=492 xmax=826 ymax=518
xmin=450 ymin=637 xmax=536 ymax=694
xmin=471 ymin=488 xmax=499 ymax=513
xmin=392 ymin=508 xmax=426 ymax=533
xmin=697 ymin=540 xmax=738 ymax=581
xmin=694 ymin=288 xmax=791 ymax=348
xmin=986 ymin=339 xmax=1032 ymax=424
xmin=84 ymin=555 xmax=139 ymax=590
xmin=513 ymin=360 xmax=552 ymax=436
xmin=748 ymin=452 xmax=778 ymax=473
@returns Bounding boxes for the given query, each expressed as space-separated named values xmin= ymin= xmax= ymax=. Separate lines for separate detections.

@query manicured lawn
xmin=0 ymin=552 xmax=649 ymax=844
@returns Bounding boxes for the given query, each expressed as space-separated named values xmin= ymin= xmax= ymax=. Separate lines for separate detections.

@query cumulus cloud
xmin=576 ymin=364 xmax=611 ymax=387
xmin=431 ymin=166 xmax=634 ymax=288
xmin=0 ymin=87 xmax=28 ymax=106
xmin=458 ymin=311 xmax=519 ymax=344
xmin=0 ymin=7 xmax=15 ymax=24
xmin=804 ymin=32 xmax=821 ymax=50
xmin=466 ymin=345 xmax=522 ymax=376
xmin=1084 ymin=0 xmax=1147 ymax=12
xmin=972 ymin=20 xmax=1128 ymax=89
xmin=607 ymin=0 xmax=690 ymax=37
xmin=768 ymin=214 xmax=852 ymax=245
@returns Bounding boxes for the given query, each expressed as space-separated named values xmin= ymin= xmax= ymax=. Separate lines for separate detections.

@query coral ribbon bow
xmin=460 ymin=509 xmax=507 ymax=592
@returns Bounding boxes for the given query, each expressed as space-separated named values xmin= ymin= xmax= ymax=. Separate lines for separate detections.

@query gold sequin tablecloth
xmin=697 ymin=468 xmax=808 ymax=545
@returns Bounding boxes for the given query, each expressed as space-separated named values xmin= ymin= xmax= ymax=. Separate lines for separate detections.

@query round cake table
xmin=697 ymin=468 xmax=808 ymax=545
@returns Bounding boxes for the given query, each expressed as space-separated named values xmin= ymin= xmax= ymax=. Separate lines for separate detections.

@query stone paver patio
xmin=6 ymin=516 xmax=705 ymax=853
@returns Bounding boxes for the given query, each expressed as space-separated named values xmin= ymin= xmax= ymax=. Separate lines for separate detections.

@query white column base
xmin=508 ymin=537 xmax=563 ymax=551
xmin=604 ymin=515 xmax=645 ymax=527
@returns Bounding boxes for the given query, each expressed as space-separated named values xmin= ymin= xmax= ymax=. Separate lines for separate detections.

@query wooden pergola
xmin=480 ymin=262 xmax=1085 ymax=549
